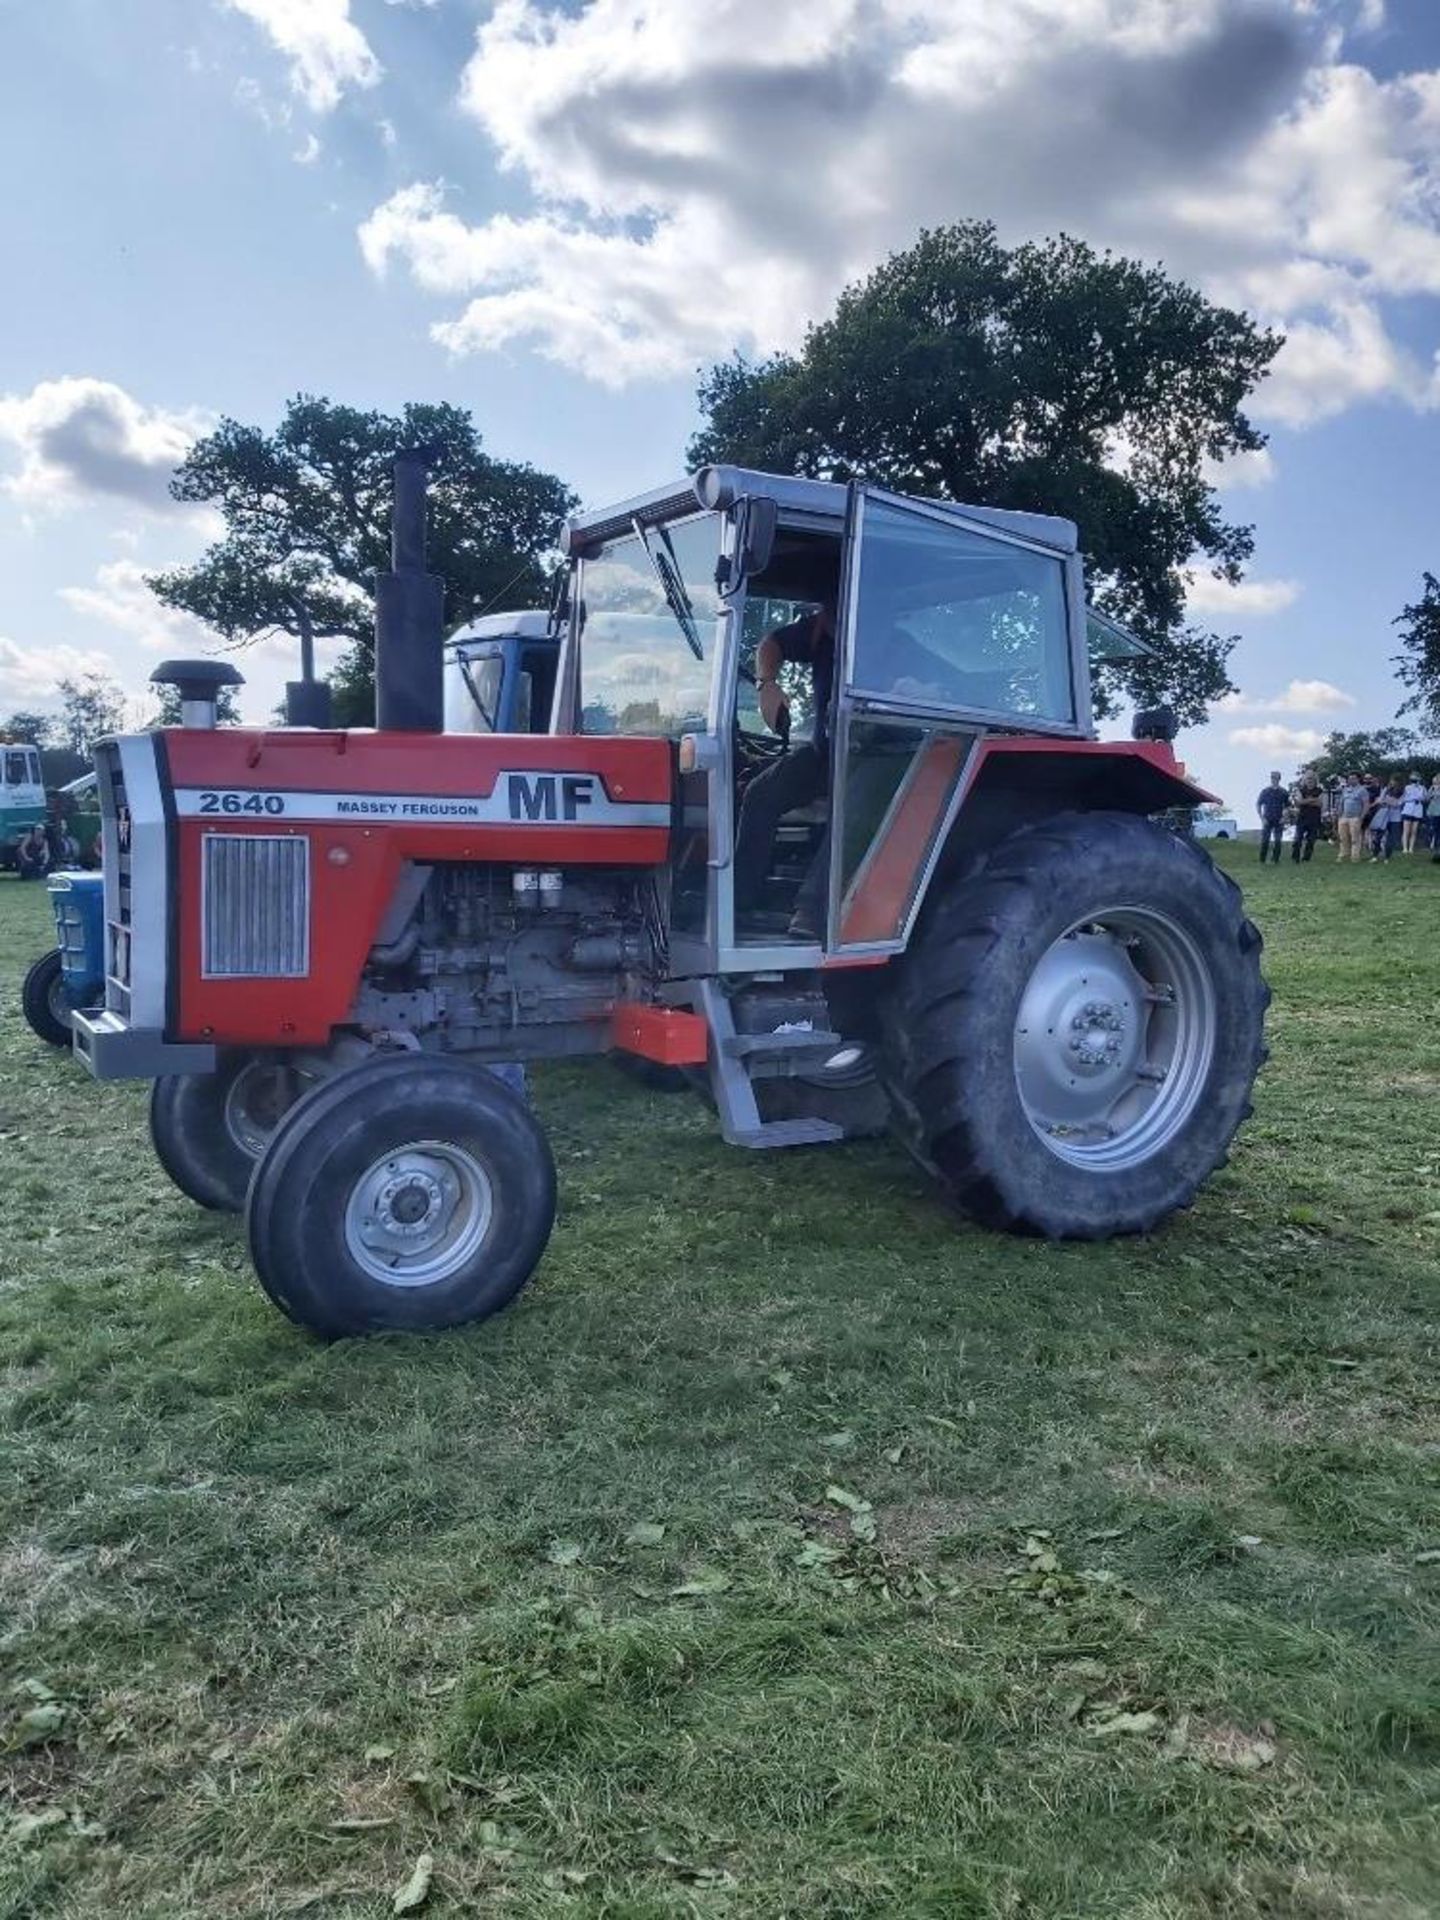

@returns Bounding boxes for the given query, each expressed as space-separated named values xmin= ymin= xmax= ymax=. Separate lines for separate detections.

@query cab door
xmin=825 ymin=486 xmax=1086 ymax=955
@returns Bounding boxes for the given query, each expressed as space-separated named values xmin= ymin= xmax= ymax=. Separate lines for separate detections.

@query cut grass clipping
xmin=1 ymin=845 xmax=1438 ymax=1917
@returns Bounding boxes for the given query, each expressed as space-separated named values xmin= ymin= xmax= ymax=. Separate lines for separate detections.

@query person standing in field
xmin=1291 ymin=774 xmax=1323 ymax=862
xmin=1370 ymin=778 xmax=1405 ymax=861
xmin=1256 ymin=771 xmax=1286 ymax=863
xmin=1334 ymin=771 xmax=1368 ymax=862
xmin=1427 ymin=774 xmax=1440 ymax=857
xmin=1401 ymin=770 xmax=1427 ymax=853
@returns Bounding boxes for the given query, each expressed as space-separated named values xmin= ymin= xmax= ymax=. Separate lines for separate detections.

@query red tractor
xmin=74 ymin=454 xmax=1267 ymax=1337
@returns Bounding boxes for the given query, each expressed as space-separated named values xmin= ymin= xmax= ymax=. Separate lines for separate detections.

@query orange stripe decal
xmin=839 ymin=735 xmax=969 ymax=945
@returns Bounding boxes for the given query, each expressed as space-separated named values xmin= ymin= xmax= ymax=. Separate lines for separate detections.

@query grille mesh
xmin=202 ymin=834 xmax=309 ymax=978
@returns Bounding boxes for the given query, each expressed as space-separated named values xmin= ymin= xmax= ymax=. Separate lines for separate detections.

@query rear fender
xmin=934 ymin=737 xmax=1216 ymax=887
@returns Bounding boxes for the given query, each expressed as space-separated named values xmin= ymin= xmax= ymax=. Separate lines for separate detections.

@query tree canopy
xmin=1303 ymin=728 xmax=1438 ymax=786
xmin=149 ymin=396 xmax=576 ymax=723
xmin=1 ymin=710 xmax=57 ymax=748
xmin=56 ymin=673 xmax=128 ymax=759
xmin=690 ymin=223 xmax=1282 ymax=727
xmin=1392 ymin=572 xmax=1440 ymax=735
xmin=149 ymin=681 xmax=241 ymax=728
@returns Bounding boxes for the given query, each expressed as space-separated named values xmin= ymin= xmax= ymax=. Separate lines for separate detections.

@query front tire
xmin=245 ymin=1055 xmax=557 ymax=1337
xmin=884 ymin=811 xmax=1267 ymax=1238
xmin=22 ymin=950 xmax=72 ymax=1048
xmin=149 ymin=1053 xmax=326 ymax=1213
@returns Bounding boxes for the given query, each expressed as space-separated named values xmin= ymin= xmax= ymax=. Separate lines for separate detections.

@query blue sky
xmin=1 ymin=0 xmax=1438 ymax=811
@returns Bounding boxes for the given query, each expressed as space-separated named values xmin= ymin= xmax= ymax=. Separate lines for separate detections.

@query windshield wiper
xmin=457 ymin=655 xmax=497 ymax=731
xmin=633 ymin=518 xmax=704 ymax=662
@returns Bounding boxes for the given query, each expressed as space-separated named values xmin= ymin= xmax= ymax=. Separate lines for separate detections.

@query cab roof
xmin=564 ymin=465 xmax=1079 ymax=557
xmin=446 ymin=610 xmax=553 ymax=647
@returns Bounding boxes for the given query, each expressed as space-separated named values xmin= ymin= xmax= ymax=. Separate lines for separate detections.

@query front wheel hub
xmin=1013 ymin=909 xmax=1215 ymax=1171
xmin=344 ymin=1142 xmax=494 ymax=1288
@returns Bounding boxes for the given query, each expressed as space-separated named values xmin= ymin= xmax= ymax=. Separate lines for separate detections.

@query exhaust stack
xmin=374 ymin=448 xmax=445 ymax=732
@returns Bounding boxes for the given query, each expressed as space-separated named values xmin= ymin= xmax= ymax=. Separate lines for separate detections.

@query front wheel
xmin=883 ymin=811 xmax=1268 ymax=1238
xmin=149 ymin=1053 xmax=327 ymax=1212
xmin=22 ymin=950 xmax=73 ymax=1048
xmin=245 ymin=1055 xmax=556 ymax=1337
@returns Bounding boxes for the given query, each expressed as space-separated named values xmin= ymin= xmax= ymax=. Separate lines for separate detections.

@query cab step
xmin=689 ymin=981 xmax=847 ymax=1153
xmin=721 ymin=1028 xmax=842 ymax=1061
xmin=727 ymin=1116 xmax=845 ymax=1149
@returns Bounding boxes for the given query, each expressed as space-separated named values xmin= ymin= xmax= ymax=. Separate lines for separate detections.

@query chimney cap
xmin=150 ymin=659 xmax=245 ymax=696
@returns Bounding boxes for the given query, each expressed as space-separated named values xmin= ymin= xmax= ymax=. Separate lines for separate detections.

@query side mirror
xmin=739 ymin=496 xmax=777 ymax=577
xmin=545 ymin=567 xmax=572 ymax=639
xmin=717 ymin=495 xmax=778 ymax=597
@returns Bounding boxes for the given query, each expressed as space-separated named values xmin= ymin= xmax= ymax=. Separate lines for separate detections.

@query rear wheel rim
xmin=343 ymin=1141 xmax=494 ymax=1289
xmin=1013 ymin=907 xmax=1216 ymax=1172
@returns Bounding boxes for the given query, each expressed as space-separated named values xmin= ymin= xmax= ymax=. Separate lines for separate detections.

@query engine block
xmin=349 ymin=863 xmax=660 ymax=1059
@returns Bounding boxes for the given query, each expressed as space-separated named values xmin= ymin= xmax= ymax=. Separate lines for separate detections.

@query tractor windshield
xmin=578 ymin=517 xmax=720 ymax=736
xmin=4 ymin=748 xmax=39 ymax=789
xmin=446 ymin=649 xmax=504 ymax=733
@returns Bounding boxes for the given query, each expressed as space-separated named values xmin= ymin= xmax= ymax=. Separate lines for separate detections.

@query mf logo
xmin=507 ymin=773 xmax=597 ymax=822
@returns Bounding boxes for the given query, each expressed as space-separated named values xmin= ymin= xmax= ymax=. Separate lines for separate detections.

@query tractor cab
xmin=444 ymin=611 xmax=560 ymax=736
xmin=0 ymin=737 xmax=46 ymax=869
xmin=558 ymin=467 xmax=1097 ymax=972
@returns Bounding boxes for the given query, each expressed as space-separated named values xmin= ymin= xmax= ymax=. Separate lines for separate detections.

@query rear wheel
xmin=22 ymin=950 xmax=72 ymax=1048
xmin=883 ymin=811 xmax=1267 ymax=1238
xmin=149 ymin=1052 xmax=327 ymax=1213
xmin=245 ymin=1055 xmax=556 ymax=1337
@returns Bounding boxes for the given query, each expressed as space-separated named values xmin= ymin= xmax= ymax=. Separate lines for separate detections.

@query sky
xmin=1 ymin=0 xmax=1438 ymax=810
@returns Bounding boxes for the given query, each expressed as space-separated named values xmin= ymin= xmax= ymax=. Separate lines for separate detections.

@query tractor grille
xmin=202 ymin=834 xmax=309 ymax=978
xmin=95 ymin=742 xmax=132 ymax=1010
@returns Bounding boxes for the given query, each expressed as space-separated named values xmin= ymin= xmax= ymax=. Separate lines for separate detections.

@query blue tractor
xmin=22 ymin=870 xmax=107 ymax=1046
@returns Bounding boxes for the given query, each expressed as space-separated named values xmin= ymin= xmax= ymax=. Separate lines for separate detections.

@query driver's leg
xmin=734 ymin=744 xmax=825 ymax=917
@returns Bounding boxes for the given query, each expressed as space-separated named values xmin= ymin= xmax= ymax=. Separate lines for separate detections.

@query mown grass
xmin=0 ymin=845 xmax=1437 ymax=1919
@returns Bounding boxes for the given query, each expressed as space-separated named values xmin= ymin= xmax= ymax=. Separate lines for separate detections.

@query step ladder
xmin=690 ymin=980 xmax=844 ymax=1149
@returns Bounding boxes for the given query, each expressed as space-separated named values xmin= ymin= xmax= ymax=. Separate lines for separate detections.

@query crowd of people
xmin=1254 ymin=769 xmax=1440 ymax=864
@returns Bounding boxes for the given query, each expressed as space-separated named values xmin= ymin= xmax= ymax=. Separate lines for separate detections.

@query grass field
xmin=1 ymin=846 xmax=1437 ymax=1919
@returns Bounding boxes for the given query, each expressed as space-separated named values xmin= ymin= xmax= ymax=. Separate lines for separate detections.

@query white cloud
xmin=0 ymin=637 xmax=120 ymax=706
xmin=358 ymin=0 xmax=1440 ymax=419
xmin=294 ymin=131 xmax=322 ymax=165
xmin=1228 ymin=722 xmax=1327 ymax=753
xmin=1203 ymin=446 xmax=1277 ymax=489
xmin=1220 ymin=677 xmax=1356 ymax=712
xmin=226 ymin=0 xmax=380 ymax=114
xmin=1252 ymin=292 xmax=1440 ymax=424
xmin=59 ymin=560 xmax=216 ymax=655
xmin=1186 ymin=573 xmax=1302 ymax=615
xmin=0 ymin=378 xmax=205 ymax=513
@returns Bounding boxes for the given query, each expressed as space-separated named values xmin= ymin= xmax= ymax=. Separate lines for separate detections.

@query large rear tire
xmin=245 ymin=1055 xmax=556 ymax=1338
xmin=22 ymin=950 xmax=72 ymax=1048
xmin=149 ymin=1053 xmax=327 ymax=1213
xmin=883 ymin=811 xmax=1267 ymax=1238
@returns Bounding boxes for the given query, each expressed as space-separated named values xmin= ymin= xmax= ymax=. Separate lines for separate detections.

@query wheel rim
xmin=224 ymin=1060 xmax=322 ymax=1159
xmin=47 ymin=974 xmax=73 ymax=1032
xmin=343 ymin=1141 xmax=494 ymax=1289
xmin=800 ymin=1041 xmax=875 ymax=1090
xmin=1013 ymin=907 xmax=1216 ymax=1172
